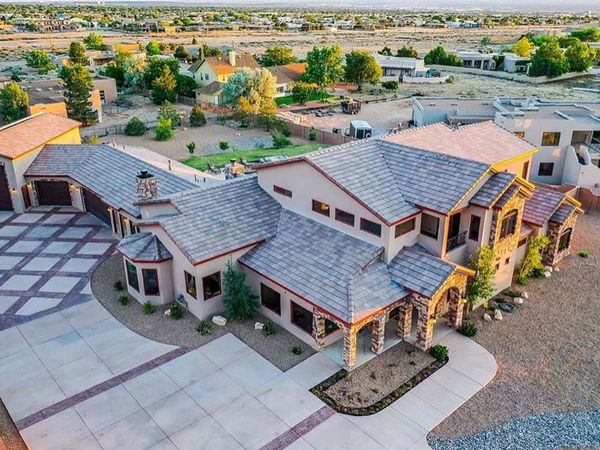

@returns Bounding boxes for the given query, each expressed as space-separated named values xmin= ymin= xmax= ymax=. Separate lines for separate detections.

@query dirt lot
xmin=431 ymin=211 xmax=600 ymax=438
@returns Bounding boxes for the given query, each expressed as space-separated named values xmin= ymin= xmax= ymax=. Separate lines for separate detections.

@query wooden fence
xmin=284 ymin=121 xmax=356 ymax=146
xmin=577 ymin=187 xmax=600 ymax=212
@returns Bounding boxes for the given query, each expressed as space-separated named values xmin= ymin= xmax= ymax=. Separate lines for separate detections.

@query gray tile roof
xmin=239 ymin=209 xmax=407 ymax=323
xmin=470 ymin=172 xmax=516 ymax=208
xmin=25 ymin=145 xmax=197 ymax=217
xmin=550 ymin=203 xmax=575 ymax=225
xmin=388 ymin=246 xmax=457 ymax=298
xmin=493 ymin=184 xmax=520 ymax=210
xmin=117 ymin=232 xmax=172 ymax=262
xmin=141 ymin=176 xmax=282 ymax=265
xmin=522 ymin=187 xmax=565 ymax=226
xmin=306 ymin=139 xmax=489 ymax=221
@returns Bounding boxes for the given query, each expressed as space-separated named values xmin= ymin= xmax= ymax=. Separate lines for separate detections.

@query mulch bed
xmin=311 ymin=341 xmax=444 ymax=416
xmin=91 ymin=253 xmax=315 ymax=371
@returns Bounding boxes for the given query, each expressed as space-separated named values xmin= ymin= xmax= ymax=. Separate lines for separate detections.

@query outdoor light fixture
xmin=10 ymin=188 xmax=16 ymax=194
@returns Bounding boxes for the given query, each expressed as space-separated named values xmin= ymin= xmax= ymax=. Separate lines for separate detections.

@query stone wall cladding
xmin=489 ymin=192 xmax=527 ymax=259
xmin=544 ymin=211 xmax=579 ymax=266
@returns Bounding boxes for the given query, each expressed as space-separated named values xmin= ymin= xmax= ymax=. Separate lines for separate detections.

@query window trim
xmin=468 ymin=214 xmax=481 ymax=242
xmin=260 ymin=283 xmax=281 ymax=316
xmin=142 ymin=268 xmax=160 ymax=296
xmin=359 ymin=218 xmax=382 ymax=237
xmin=311 ymin=199 xmax=330 ymax=217
xmin=420 ymin=213 xmax=440 ymax=240
xmin=184 ymin=270 xmax=197 ymax=299
xmin=335 ymin=208 xmax=355 ymax=227
xmin=273 ymin=185 xmax=292 ymax=198
xmin=202 ymin=271 xmax=222 ymax=301
xmin=395 ymin=218 xmax=416 ymax=238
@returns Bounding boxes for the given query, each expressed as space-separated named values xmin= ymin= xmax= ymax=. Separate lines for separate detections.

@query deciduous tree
xmin=467 ymin=245 xmax=496 ymax=309
xmin=0 ymin=81 xmax=29 ymax=123
xmin=344 ymin=50 xmax=382 ymax=91
xmin=26 ymin=49 xmax=54 ymax=74
xmin=565 ymin=41 xmax=596 ymax=72
xmin=83 ymin=32 xmax=104 ymax=50
xmin=529 ymin=37 xmax=570 ymax=77
xmin=152 ymin=65 xmax=177 ymax=105
xmin=512 ymin=37 xmax=535 ymax=57
xmin=259 ymin=46 xmax=297 ymax=67
xmin=396 ymin=46 xmax=418 ymax=58
xmin=303 ymin=45 xmax=344 ymax=97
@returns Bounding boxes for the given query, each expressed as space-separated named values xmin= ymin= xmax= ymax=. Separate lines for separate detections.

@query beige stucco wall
xmin=93 ymin=77 xmax=118 ymax=104
xmin=123 ymin=257 xmax=174 ymax=306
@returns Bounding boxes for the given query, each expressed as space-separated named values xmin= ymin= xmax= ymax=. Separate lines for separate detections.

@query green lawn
xmin=182 ymin=144 xmax=326 ymax=172
xmin=275 ymin=92 xmax=335 ymax=106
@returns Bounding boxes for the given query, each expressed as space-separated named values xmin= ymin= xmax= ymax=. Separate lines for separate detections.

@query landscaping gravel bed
xmin=202 ymin=136 xmax=274 ymax=154
xmin=0 ymin=397 xmax=26 ymax=450
xmin=430 ymin=212 xmax=600 ymax=441
xmin=91 ymin=253 xmax=315 ymax=371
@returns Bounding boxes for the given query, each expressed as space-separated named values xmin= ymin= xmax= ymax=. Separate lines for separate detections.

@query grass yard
xmin=275 ymin=92 xmax=335 ymax=106
xmin=182 ymin=144 xmax=326 ymax=171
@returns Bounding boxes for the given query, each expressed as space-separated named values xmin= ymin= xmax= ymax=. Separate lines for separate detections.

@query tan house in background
xmin=190 ymin=50 xmax=260 ymax=86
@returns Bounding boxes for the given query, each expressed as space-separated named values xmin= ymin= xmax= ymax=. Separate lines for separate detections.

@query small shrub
xmin=280 ymin=122 xmax=291 ymax=137
xmin=370 ymin=387 xmax=380 ymax=394
xmin=381 ymin=80 xmax=398 ymax=91
xmin=579 ymin=250 xmax=590 ymax=258
xmin=369 ymin=371 xmax=377 ymax=380
xmin=517 ymin=275 xmax=528 ymax=285
xmin=503 ymin=289 xmax=522 ymax=298
xmin=124 ymin=117 xmax=147 ymax=136
xmin=430 ymin=344 xmax=448 ymax=363
xmin=189 ymin=104 xmax=207 ymax=127
xmin=291 ymin=345 xmax=303 ymax=355
xmin=187 ymin=141 xmax=196 ymax=155
xmin=262 ymin=320 xmax=275 ymax=336
xmin=457 ymin=320 xmax=478 ymax=337
xmin=118 ymin=294 xmax=129 ymax=305
xmin=271 ymin=131 xmax=292 ymax=148
xmin=169 ymin=303 xmax=184 ymax=320
xmin=308 ymin=127 xmax=317 ymax=142
xmin=143 ymin=301 xmax=155 ymax=314
xmin=114 ymin=281 xmax=124 ymax=291
xmin=155 ymin=116 xmax=173 ymax=141
xmin=197 ymin=320 xmax=212 ymax=335
xmin=446 ymin=75 xmax=455 ymax=83
xmin=532 ymin=267 xmax=546 ymax=278
xmin=219 ymin=140 xmax=229 ymax=151
xmin=87 ymin=135 xmax=100 ymax=145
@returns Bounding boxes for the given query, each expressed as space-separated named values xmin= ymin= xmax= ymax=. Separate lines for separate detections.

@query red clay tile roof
xmin=268 ymin=63 xmax=307 ymax=84
xmin=0 ymin=113 xmax=80 ymax=160
xmin=203 ymin=53 xmax=260 ymax=76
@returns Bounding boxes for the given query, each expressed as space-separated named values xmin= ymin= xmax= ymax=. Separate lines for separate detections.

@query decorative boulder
xmin=254 ymin=322 xmax=264 ymax=330
xmin=554 ymin=267 xmax=560 ymax=273
xmin=523 ymin=292 xmax=529 ymax=299
xmin=164 ymin=309 xmax=171 ymax=316
xmin=545 ymin=266 xmax=553 ymax=273
xmin=494 ymin=309 xmax=503 ymax=321
xmin=544 ymin=271 xmax=551 ymax=278
xmin=212 ymin=315 xmax=227 ymax=326
xmin=483 ymin=312 xmax=492 ymax=322
xmin=514 ymin=297 xmax=524 ymax=305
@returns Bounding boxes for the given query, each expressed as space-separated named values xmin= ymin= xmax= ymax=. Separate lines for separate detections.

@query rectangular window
xmin=522 ymin=161 xmax=530 ymax=179
xmin=541 ymin=132 xmax=560 ymax=146
xmin=126 ymin=261 xmax=139 ymax=292
xmin=558 ymin=229 xmax=572 ymax=251
xmin=518 ymin=237 xmax=528 ymax=247
xmin=514 ymin=131 xmax=525 ymax=138
xmin=420 ymin=213 xmax=439 ymax=240
xmin=395 ymin=218 xmax=415 ymax=238
xmin=260 ymin=283 xmax=281 ymax=315
xmin=142 ymin=268 xmax=159 ymax=296
xmin=312 ymin=199 xmax=330 ymax=217
xmin=360 ymin=218 xmax=381 ymax=237
xmin=538 ymin=162 xmax=554 ymax=177
xmin=291 ymin=301 xmax=313 ymax=334
xmin=273 ymin=185 xmax=292 ymax=198
xmin=185 ymin=271 xmax=197 ymax=299
xmin=469 ymin=215 xmax=481 ymax=241
xmin=335 ymin=208 xmax=355 ymax=227
xmin=499 ymin=210 xmax=518 ymax=239
xmin=202 ymin=272 xmax=221 ymax=300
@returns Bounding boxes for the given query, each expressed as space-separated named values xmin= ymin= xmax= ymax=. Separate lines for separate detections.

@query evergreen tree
xmin=152 ymin=65 xmax=177 ymax=105
xmin=69 ymin=41 xmax=88 ymax=65
xmin=222 ymin=260 xmax=258 ymax=321
xmin=158 ymin=100 xmax=180 ymax=128
xmin=60 ymin=64 xmax=97 ymax=125
xmin=396 ymin=46 xmax=418 ymax=58
xmin=529 ymin=37 xmax=570 ymax=77
xmin=0 ymin=81 xmax=29 ymax=123
xmin=189 ymin=104 xmax=206 ymax=127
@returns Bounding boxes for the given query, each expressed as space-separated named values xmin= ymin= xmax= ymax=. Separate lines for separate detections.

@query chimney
xmin=136 ymin=170 xmax=158 ymax=200
xmin=228 ymin=49 xmax=236 ymax=67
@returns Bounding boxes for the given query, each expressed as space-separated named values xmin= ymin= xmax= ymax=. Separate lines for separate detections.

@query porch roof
xmin=117 ymin=232 xmax=172 ymax=262
xmin=549 ymin=203 xmax=576 ymax=225
xmin=522 ymin=187 xmax=566 ymax=226
xmin=470 ymin=171 xmax=516 ymax=208
xmin=239 ymin=210 xmax=407 ymax=324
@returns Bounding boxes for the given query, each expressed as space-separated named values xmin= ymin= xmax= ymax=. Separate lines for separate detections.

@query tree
xmin=124 ymin=117 xmax=146 ymax=136
xmin=145 ymin=40 xmax=161 ymax=56
xmin=143 ymin=57 xmax=179 ymax=89
xmin=381 ymin=80 xmax=399 ymax=91
xmin=0 ymin=81 xmax=29 ymax=123
xmin=69 ymin=41 xmax=88 ymax=65
xmin=158 ymin=100 xmax=180 ymax=128
xmin=83 ymin=32 xmax=104 ymax=50
xmin=396 ymin=46 xmax=418 ymax=58
xmin=187 ymin=141 xmax=196 ymax=155
xmin=481 ymin=37 xmax=492 ymax=46
xmin=570 ymin=27 xmax=600 ymax=42
xmin=174 ymin=45 xmax=191 ymax=60
xmin=155 ymin=116 xmax=173 ymax=141
xmin=222 ymin=260 xmax=258 ymax=321
xmin=344 ymin=50 xmax=382 ymax=91
xmin=518 ymin=235 xmax=550 ymax=284
xmin=26 ymin=49 xmax=54 ymax=74
xmin=59 ymin=64 xmax=96 ymax=125
xmin=189 ymin=104 xmax=206 ymax=127
xmin=103 ymin=62 xmax=126 ymax=88
xmin=222 ymin=68 xmax=277 ymax=124
xmin=152 ymin=65 xmax=177 ymax=104
xmin=529 ymin=37 xmax=570 ymax=78
xmin=175 ymin=74 xmax=197 ymax=97
xmin=291 ymin=81 xmax=314 ymax=105
xmin=378 ymin=46 xmax=393 ymax=56
xmin=565 ymin=41 xmax=596 ymax=72
xmin=512 ymin=37 xmax=535 ymax=57
xmin=303 ymin=45 xmax=344 ymax=97
xmin=259 ymin=45 xmax=297 ymax=67
xmin=424 ymin=46 xmax=462 ymax=67
xmin=467 ymin=245 xmax=496 ymax=308
xmin=558 ymin=35 xmax=580 ymax=49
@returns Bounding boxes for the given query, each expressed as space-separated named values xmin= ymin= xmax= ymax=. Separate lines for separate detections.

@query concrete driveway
xmin=0 ymin=209 xmax=496 ymax=450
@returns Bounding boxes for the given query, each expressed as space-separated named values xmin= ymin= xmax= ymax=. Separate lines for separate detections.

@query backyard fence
xmin=284 ymin=121 xmax=356 ymax=146
xmin=577 ymin=187 xmax=600 ymax=212
xmin=81 ymin=118 xmax=158 ymax=138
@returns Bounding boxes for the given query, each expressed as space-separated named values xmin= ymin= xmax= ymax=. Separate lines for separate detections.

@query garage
xmin=0 ymin=165 xmax=13 ymax=211
xmin=35 ymin=180 xmax=71 ymax=206
xmin=83 ymin=188 xmax=111 ymax=225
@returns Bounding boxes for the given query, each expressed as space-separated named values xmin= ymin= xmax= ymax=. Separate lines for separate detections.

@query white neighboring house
xmin=454 ymin=51 xmax=497 ymax=70
xmin=412 ymin=96 xmax=600 ymax=187
xmin=502 ymin=53 xmax=531 ymax=73
xmin=373 ymin=54 xmax=447 ymax=84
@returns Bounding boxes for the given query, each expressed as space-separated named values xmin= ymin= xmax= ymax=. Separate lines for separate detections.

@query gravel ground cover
xmin=0 ymin=398 xmax=27 ymax=450
xmin=91 ymin=253 xmax=315 ymax=371
xmin=430 ymin=212 xmax=600 ymax=442
xmin=323 ymin=341 xmax=434 ymax=409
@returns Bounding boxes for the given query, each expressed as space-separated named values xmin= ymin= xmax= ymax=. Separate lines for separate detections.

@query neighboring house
xmin=2 ymin=116 xmax=582 ymax=371
xmin=502 ymin=53 xmax=531 ymax=73
xmin=267 ymin=63 xmax=306 ymax=97
xmin=412 ymin=96 xmax=600 ymax=187
xmin=454 ymin=51 xmax=497 ymax=70
xmin=195 ymin=81 xmax=224 ymax=106
xmin=189 ymin=50 xmax=260 ymax=86
xmin=373 ymin=54 xmax=446 ymax=84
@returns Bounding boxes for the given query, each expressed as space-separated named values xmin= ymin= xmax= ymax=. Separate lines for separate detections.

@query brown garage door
xmin=0 ymin=165 xmax=13 ymax=211
xmin=83 ymin=188 xmax=111 ymax=225
xmin=35 ymin=180 xmax=71 ymax=206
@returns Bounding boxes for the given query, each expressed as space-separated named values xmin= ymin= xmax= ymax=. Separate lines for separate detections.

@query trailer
xmin=347 ymin=120 xmax=373 ymax=139
xmin=341 ymin=100 xmax=362 ymax=115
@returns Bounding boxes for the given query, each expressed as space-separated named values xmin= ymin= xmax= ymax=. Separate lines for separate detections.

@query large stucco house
xmin=0 ymin=115 xmax=582 ymax=370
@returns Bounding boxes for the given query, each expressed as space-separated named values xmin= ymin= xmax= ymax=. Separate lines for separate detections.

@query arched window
xmin=558 ymin=228 xmax=572 ymax=252
xmin=499 ymin=209 xmax=519 ymax=239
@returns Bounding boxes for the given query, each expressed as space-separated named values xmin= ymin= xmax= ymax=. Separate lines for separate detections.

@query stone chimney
xmin=228 ymin=49 xmax=236 ymax=67
xmin=136 ymin=170 xmax=158 ymax=200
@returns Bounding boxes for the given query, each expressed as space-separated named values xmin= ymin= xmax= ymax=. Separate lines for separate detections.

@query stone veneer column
xmin=447 ymin=288 xmax=464 ymax=328
xmin=397 ymin=303 xmax=413 ymax=339
xmin=543 ymin=222 xmax=561 ymax=266
xmin=370 ymin=313 xmax=386 ymax=354
xmin=312 ymin=311 xmax=326 ymax=349
xmin=342 ymin=327 xmax=357 ymax=370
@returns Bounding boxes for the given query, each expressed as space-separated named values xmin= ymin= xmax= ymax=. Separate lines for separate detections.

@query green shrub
xmin=114 ymin=281 xmax=124 ymax=291
xmin=189 ymin=104 xmax=207 ymax=127
xmin=503 ymin=289 xmax=522 ymax=298
xmin=262 ymin=320 xmax=275 ymax=336
xmin=381 ymin=80 xmax=398 ymax=91
xmin=579 ymin=250 xmax=590 ymax=258
xmin=308 ymin=128 xmax=317 ymax=142
xmin=187 ymin=141 xmax=196 ymax=155
xmin=457 ymin=321 xmax=478 ymax=337
xmin=517 ymin=275 xmax=529 ymax=286
xmin=219 ymin=140 xmax=229 ymax=151
xmin=143 ymin=301 xmax=155 ymax=314
xmin=430 ymin=344 xmax=448 ymax=363
xmin=292 ymin=345 xmax=303 ymax=355
xmin=272 ymin=131 xmax=292 ymax=148
xmin=118 ymin=294 xmax=129 ymax=305
xmin=446 ymin=75 xmax=455 ymax=83
xmin=280 ymin=122 xmax=291 ymax=137
xmin=124 ymin=117 xmax=146 ymax=136
xmin=169 ymin=303 xmax=184 ymax=320
xmin=532 ymin=267 xmax=546 ymax=278
xmin=197 ymin=320 xmax=212 ymax=335
xmin=155 ymin=116 xmax=173 ymax=141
